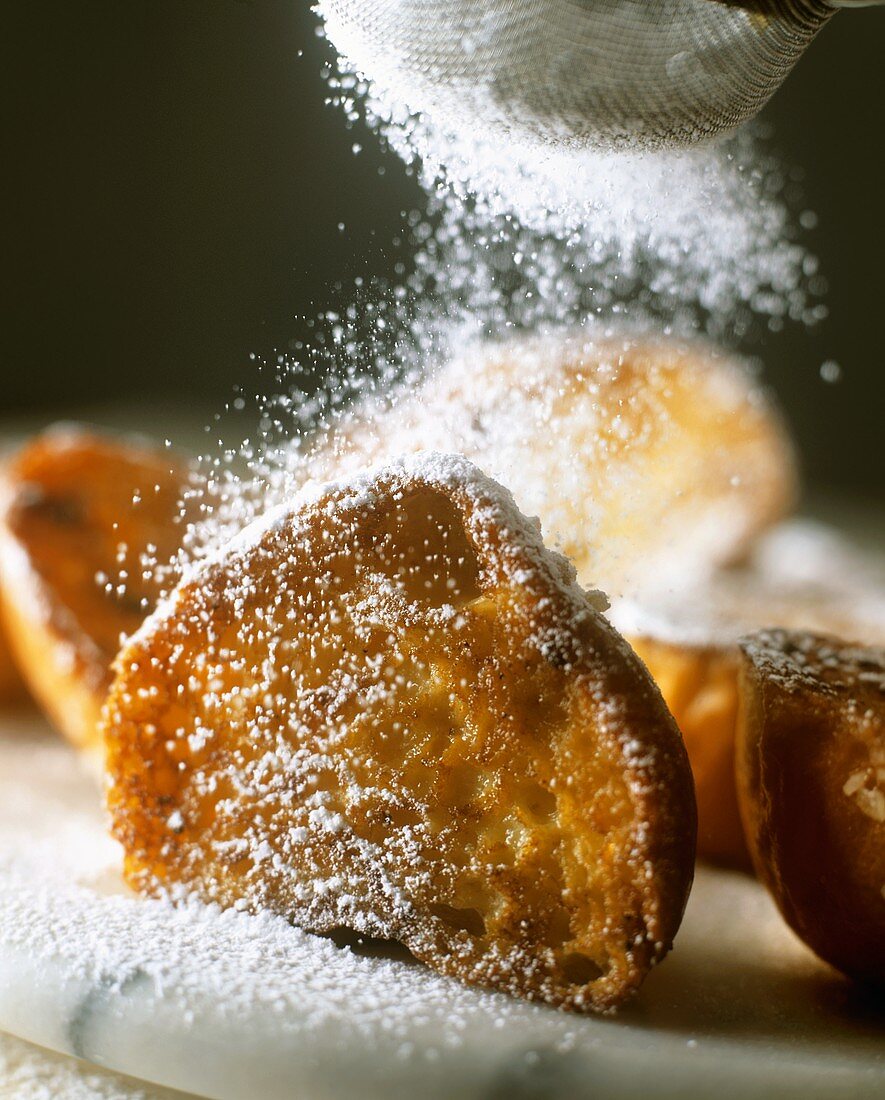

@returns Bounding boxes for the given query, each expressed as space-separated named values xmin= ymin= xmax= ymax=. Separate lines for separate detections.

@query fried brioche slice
xmin=613 ymin=522 xmax=885 ymax=868
xmin=736 ymin=630 xmax=885 ymax=985
xmin=316 ymin=332 xmax=796 ymax=597
xmin=0 ymin=426 xmax=188 ymax=752
xmin=104 ymin=453 xmax=696 ymax=1012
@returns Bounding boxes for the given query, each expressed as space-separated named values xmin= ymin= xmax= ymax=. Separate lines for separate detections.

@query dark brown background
xmin=3 ymin=1 xmax=883 ymax=497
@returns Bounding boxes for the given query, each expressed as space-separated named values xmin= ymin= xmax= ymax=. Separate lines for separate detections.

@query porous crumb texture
xmin=737 ymin=629 xmax=885 ymax=984
xmin=0 ymin=427 xmax=189 ymax=751
xmin=314 ymin=333 xmax=796 ymax=598
xmin=105 ymin=453 xmax=695 ymax=1012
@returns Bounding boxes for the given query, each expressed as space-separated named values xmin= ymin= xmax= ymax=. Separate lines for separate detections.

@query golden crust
xmin=736 ymin=629 xmax=885 ymax=985
xmin=0 ymin=427 xmax=188 ymax=752
xmin=319 ymin=332 xmax=796 ymax=598
xmin=104 ymin=454 xmax=696 ymax=1012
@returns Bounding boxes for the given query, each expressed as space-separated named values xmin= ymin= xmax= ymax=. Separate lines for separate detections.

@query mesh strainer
xmin=321 ymin=0 xmax=879 ymax=151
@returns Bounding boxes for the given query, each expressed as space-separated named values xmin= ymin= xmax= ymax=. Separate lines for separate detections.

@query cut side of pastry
xmin=0 ymin=426 xmax=189 ymax=753
xmin=612 ymin=521 xmax=885 ymax=869
xmin=104 ymin=453 xmax=696 ymax=1012
xmin=316 ymin=331 xmax=797 ymax=598
xmin=736 ymin=629 xmax=885 ymax=985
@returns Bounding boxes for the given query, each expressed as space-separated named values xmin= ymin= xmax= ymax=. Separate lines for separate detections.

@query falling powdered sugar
xmin=166 ymin=8 xmax=824 ymax=579
xmin=319 ymin=4 xmax=820 ymax=334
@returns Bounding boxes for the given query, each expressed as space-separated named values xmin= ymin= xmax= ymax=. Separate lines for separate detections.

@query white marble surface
xmin=0 ymin=714 xmax=884 ymax=1100
xmin=0 ymin=1031 xmax=192 ymax=1099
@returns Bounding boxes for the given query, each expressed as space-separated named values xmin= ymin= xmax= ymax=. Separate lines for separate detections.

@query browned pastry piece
xmin=104 ymin=453 xmax=696 ymax=1013
xmin=736 ymin=629 xmax=885 ymax=984
xmin=0 ymin=426 xmax=189 ymax=753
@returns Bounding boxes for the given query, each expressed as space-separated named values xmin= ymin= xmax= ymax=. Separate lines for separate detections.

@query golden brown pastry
xmin=0 ymin=426 xmax=188 ymax=752
xmin=104 ymin=453 xmax=696 ymax=1012
xmin=736 ymin=630 xmax=885 ymax=985
xmin=318 ymin=331 xmax=796 ymax=598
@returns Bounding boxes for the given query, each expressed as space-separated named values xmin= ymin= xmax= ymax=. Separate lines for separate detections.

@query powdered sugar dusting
xmin=104 ymin=453 xmax=694 ymax=1014
xmin=0 ymin=1031 xmax=181 ymax=1100
xmin=609 ymin=520 xmax=885 ymax=650
xmin=159 ymin=5 xmax=822 ymax=586
xmin=0 ymin=728 xmax=565 ymax=1092
xmin=297 ymin=331 xmax=795 ymax=598
xmin=743 ymin=629 xmax=879 ymax=849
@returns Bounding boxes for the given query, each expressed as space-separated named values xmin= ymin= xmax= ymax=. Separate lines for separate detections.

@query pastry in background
xmin=0 ymin=617 xmax=26 ymax=705
xmin=0 ymin=453 xmax=27 ymax=706
xmin=737 ymin=629 xmax=885 ymax=985
xmin=104 ymin=454 xmax=696 ymax=1013
xmin=0 ymin=427 xmax=189 ymax=754
xmin=628 ymin=636 xmax=746 ymax=867
xmin=318 ymin=331 xmax=797 ymax=599
xmin=613 ymin=521 xmax=885 ymax=867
